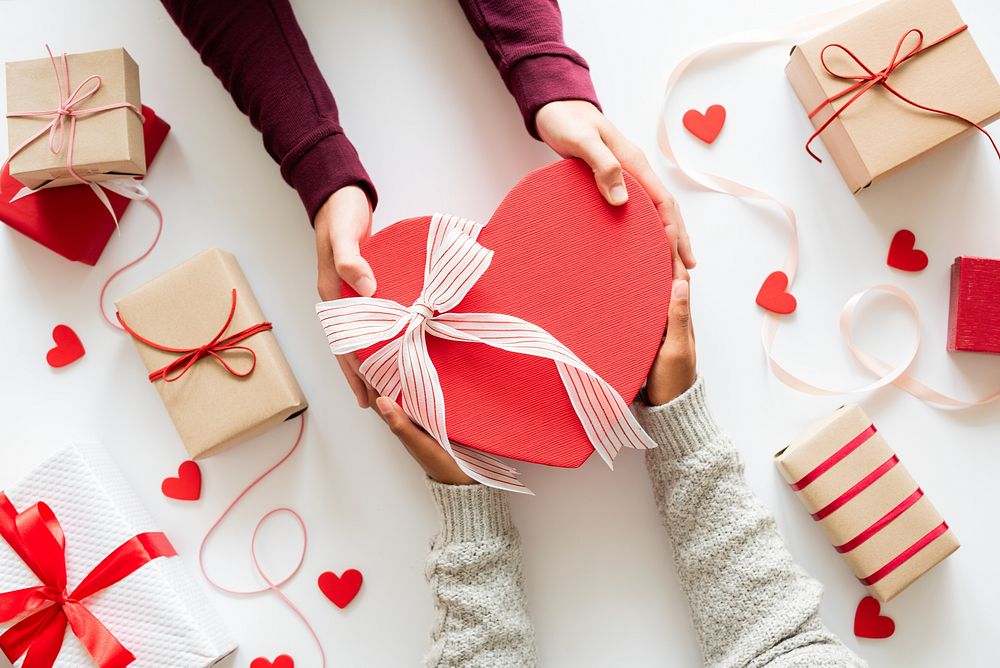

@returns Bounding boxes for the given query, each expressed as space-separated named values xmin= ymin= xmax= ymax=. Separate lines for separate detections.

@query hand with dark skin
xmin=375 ymin=243 xmax=697 ymax=486
xmin=320 ymin=101 xmax=696 ymax=410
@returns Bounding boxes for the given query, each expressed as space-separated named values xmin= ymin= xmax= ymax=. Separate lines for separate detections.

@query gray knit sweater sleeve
xmin=423 ymin=480 xmax=538 ymax=667
xmin=635 ymin=378 xmax=866 ymax=668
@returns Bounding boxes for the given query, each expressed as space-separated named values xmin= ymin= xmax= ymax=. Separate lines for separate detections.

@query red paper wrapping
xmin=948 ymin=256 xmax=1000 ymax=355
xmin=0 ymin=105 xmax=169 ymax=265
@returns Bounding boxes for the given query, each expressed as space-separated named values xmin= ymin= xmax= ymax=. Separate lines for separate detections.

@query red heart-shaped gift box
xmin=345 ymin=159 xmax=671 ymax=469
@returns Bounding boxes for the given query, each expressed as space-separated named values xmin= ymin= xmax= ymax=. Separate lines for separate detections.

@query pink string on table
xmin=197 ymin=415 xmax=326 ymax=667
xmin=98 ymin=197 xmax=164 ymax=331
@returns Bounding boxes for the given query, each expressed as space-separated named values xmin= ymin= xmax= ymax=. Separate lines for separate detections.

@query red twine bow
xmin=805 ymin=25 xmax=1000 ymax=162
xmin=116 ymin=288 xmax=272 ymax=383
xmin=0 ymin=493 xmax=176 ymax=668
xmin=2 ymin=46 xmax=144 ymax=188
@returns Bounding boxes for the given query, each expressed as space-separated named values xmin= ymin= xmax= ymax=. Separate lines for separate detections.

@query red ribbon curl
xmin=806 ymin=25 xmax=1000 ymax=163
xmin=0 ymin=493 xmax=176 ymax=668
xmin=116 ymin=288 xmax=272 ymax=383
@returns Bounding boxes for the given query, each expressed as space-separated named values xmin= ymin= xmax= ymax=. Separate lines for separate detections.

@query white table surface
xmin=2 ymin=0 xmax=999 ymax=666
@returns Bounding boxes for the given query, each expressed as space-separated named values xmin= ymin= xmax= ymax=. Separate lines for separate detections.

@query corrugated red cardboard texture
xmin=344 ymin=159 xmax=672 ymax=468
xmin=948 ymin=256 xmax=1000 ymax=354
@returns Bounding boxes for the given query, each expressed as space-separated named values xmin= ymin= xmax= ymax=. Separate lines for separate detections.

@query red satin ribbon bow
xmin=806 ymin=25 xmax=1000 ymax=162
xmin=2 ymin=45 xmax=144 ymax=188
xmin=0 ymin=493 xmax=176 ymax=668
xmin=116 ymin=288 xmax=273 ymax=383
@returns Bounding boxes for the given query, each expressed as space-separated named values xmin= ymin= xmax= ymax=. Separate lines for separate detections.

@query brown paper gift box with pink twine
xmin=6 ymin=47 xmax=145 ymax=190
xmin=774 ymin=405 xmax=958 ymax=601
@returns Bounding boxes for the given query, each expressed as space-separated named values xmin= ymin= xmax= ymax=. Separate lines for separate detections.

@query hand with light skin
xmin=373 ymin=250 xmax=697 ymax=486
xmin=321 ymin=100 xmax=695 ymax=410
xmin=315 ymin=184 xmax=379 ymax=409
xmin=535 ymin=100 xmax=696 ymax=271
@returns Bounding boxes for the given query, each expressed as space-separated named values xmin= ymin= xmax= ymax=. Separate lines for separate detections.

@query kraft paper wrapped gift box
xmin=0 ymin=444 xmax=236 ymax=666
xmin=5 ymin=47 xmax=145 ymax=190
xmin=774 ymin=405 xmax=958 ymax=602
xmin=0 ymin=105 xmax=169 ymax=265
xmin=785 ymin=0 xmax=1000 ymax=193
xmin=948 ymin=256 xmax=1000 ymax=355
xmin=116 ymin=249 xmax=308 ymax=459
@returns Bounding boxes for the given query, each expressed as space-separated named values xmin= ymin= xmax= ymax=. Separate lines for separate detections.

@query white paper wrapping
xmin=0 ymin=444 xmax=236 ymax=667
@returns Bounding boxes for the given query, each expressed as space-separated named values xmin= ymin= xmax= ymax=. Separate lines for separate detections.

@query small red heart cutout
xmin=318 ymin=569 xmax=363 ymax=609
xmin=250 ymin=655 xmax=293 ymax=668
xmin=46 ymin=324 xmax=85 ymax=368
xmin=755 ymin=271 xmax=797 ymax=314
xmin=161 ymin=460 xmax=202 ymax=501
xmin=683 ymin=104 xmax=726 ymax=144
xmin=854 ymin=596 xmax=895 ymax=639
xmin=886 ymin=229 xmax=928 ymax=272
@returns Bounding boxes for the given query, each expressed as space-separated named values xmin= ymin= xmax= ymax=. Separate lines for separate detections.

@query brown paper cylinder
xmin=5 ymin=48 xmax=145 ymax=189
xmin=115 ymin=249 xmax=308 ymax=459
xmin=774 ymin=405 xmax=958 ymax=601
xmin=785 ymin=0 xmax=1000 ymax=192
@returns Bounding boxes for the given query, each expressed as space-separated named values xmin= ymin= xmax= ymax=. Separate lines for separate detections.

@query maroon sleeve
xmin=456 ymin=0 xmax=601 ymax=138
xmin=160 ymin=0 xmax=376 ymax=220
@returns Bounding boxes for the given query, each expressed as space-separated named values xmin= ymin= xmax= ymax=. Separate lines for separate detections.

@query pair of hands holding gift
xmin=315 ymin=100 xmax=697 ymax=483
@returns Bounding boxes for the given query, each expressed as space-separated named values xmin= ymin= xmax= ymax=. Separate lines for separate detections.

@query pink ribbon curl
xmin=316 ymin=213 xmax=656 ymax=494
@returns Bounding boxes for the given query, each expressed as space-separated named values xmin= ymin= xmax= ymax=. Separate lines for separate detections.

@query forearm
xmin=424 ymin=480 xmax=537 ymax=667
xmin=636 ymin=379 xmax=865 ymax=668
xmin=456 ymin=0 xmax=600 ymax=137
xmin=160 ymin=0 xmax=375 ymax=218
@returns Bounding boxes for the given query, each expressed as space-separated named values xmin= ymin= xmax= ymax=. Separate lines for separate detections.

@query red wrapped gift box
xmin=0 ymin=105 xmax=169 ymax=265
xmin=320 ymin=159 xmax=671 ymax=492
xmin=948 ymin=256 xmax=1000 ymax=354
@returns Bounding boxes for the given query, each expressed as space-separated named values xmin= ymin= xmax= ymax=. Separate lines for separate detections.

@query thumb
xmin=330 ymin=228 xmax=376 ymax=297
xmin=665 ymin=279 xmax=692 ymax=350
xmin=577 ymin=136 xmax=628 ymax=206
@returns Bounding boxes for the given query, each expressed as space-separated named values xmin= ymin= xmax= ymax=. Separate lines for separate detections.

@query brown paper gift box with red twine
xmin=115 ymin=248 xmax=308 ymax=459
xmin=774 ymin=405 xmax=958 ymax=602
xmin=785 ymin=0 xmax=1000 ymax=193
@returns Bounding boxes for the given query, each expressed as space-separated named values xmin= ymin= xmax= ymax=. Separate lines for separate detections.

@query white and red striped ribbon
xmin=316 ymin=213 xmax=656 ymax=494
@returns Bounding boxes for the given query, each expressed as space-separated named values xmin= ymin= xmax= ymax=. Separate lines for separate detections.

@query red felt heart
xmin=886 ymin=229 xmax=928 ymax=272
xmin=756 ymin=271 xmax=797 ymax=314
xmin=683 ymin=104 xmax=726 ymax=144
xmin=854 ymin=596 xmax=895 ymax=639
xmin=345 ymin=159 xmax=671 ymax=468
xmin=318 ymin=569 xmax=363 ymax=609
xmin=46 ymin=324 xmax=85 ymax=368
xmin=250 ymin=655 xmax=294 ymax=668
xmin=161 ymin=460 xmax=202 ymax=501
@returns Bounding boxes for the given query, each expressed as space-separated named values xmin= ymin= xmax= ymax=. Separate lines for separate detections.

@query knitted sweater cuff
xmin=635 ymin=377 xmax=723 ymax=460
xmin=426 ymin=479 xmax=515 ymax=543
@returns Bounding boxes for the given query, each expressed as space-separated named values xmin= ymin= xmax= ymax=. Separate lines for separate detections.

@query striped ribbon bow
xmin=316 ymin=213 xmax=656 ymax=494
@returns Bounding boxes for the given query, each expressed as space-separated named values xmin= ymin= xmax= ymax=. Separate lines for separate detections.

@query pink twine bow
xmin=316 ymin=214 xmax=656 ymax=494
xmin=2 ymin=46 xmax=145 ymax=223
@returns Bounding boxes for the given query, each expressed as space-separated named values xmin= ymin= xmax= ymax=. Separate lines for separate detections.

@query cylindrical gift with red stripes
xmin=774 ymin=405 xmax=959 ymax=602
